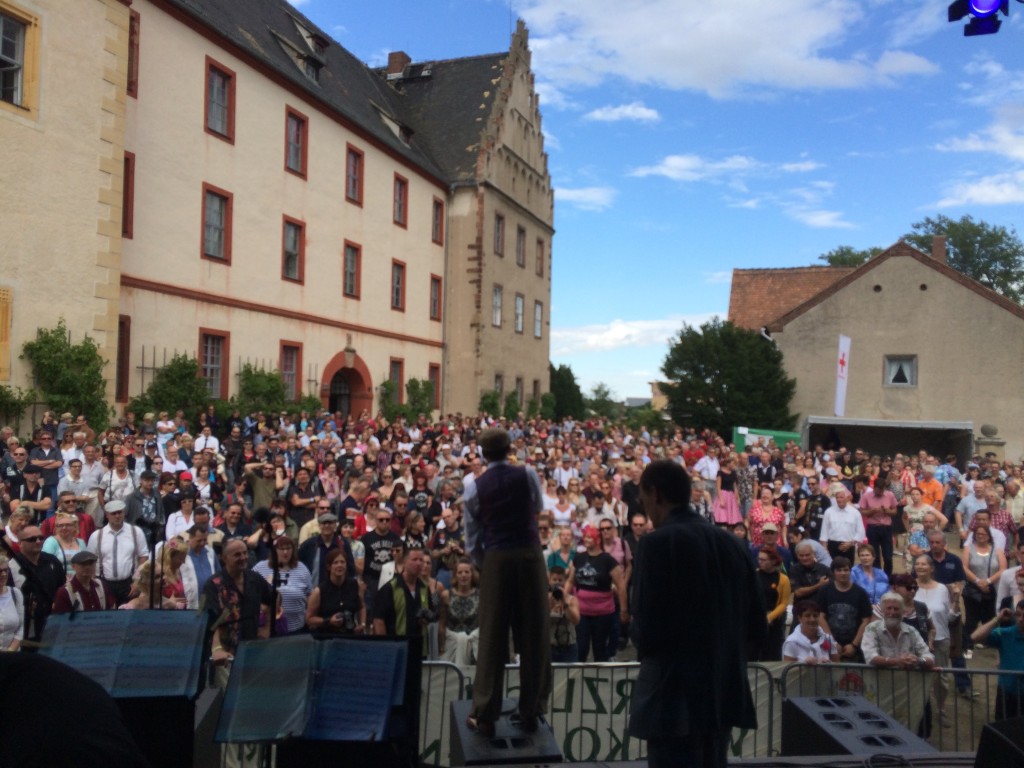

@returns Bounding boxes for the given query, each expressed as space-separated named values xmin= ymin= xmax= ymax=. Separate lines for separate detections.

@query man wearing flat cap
xmin=52 ymin=551 xmax=115 ymax=613
xmin=463 ymin=428 xmax=551 ymax=736
xmin=87 ymin=500 xmax=148 ymax=606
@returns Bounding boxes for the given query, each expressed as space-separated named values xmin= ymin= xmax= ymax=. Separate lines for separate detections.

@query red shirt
xmin=52 ymin=578 xmax=115 ymax=613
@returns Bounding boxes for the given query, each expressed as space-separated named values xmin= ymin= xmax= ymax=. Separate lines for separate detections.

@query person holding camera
xmin=372 ymin=548 xmax=435 ymax=657
xmin=548 ymin=565 xmax=580 ymax=662
xmin=306 ymin=548 xmax=365 ymax=636
xmin=972 ymin=601 xmax=1024 ymax=720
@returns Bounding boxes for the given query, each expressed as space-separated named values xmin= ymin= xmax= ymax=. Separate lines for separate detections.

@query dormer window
xmin=303 ymin=58 xmax=320 ymax=83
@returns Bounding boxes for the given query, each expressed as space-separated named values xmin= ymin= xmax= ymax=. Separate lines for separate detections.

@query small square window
xmin=884 ymin=355 xmax=917 ymax=387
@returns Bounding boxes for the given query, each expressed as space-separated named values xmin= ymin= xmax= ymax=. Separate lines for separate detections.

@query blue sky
xmin=289 ymin=0 xmax=1024 ymax=400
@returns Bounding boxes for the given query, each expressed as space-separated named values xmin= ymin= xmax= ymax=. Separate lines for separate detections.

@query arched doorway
xmin=329 ymin=371 xmax=352 ymax=419
xmin=320 ymin=349 xmax=373 ymax=419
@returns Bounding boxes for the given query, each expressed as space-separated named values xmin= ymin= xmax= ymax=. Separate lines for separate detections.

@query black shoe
xmin=466 ymin=714 xmax=495 ymax=738
xmin=511 ymin=713 xmax=538 ymax=733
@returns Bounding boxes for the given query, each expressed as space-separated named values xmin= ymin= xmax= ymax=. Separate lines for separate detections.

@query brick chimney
xmin=387 ymin=51 xmax=411 ymax=76
xmin=931 ymin=235 xmax=947 ymax=264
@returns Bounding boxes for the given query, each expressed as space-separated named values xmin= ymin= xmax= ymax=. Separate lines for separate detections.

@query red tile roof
xmin=728 ymin=266 xmax=854 ymax=331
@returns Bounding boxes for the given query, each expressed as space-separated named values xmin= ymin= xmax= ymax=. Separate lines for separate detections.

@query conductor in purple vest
xmin=463 ymin=427 xmax=552 ymax=736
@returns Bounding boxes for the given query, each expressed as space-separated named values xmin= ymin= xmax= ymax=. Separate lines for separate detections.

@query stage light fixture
xmin=949 ymin=0 xmax=1009 ymax=34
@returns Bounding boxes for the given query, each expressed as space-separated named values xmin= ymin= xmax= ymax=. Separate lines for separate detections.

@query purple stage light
xmin=970 ymin=0 xmax=1001 ymax=15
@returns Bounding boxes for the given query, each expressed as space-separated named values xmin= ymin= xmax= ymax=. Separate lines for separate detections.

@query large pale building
xmin=1 ymin=0 xmax=552 ymax=420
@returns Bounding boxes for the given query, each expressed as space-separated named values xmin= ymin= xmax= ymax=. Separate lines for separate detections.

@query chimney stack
xmin=931 ymin=235 xmax=947 ymax=264
xmin=387 ymin=51 xmax=411 ymax=76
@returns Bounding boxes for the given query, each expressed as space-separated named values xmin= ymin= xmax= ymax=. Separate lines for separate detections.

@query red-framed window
xmin=127 ymin=10 xmax=140 ymax=98
xmin=201 ymin=182 xmax=233 ymax=264
xmin=282 ymin=215 xmax=305 ymax=283
xmin=204 ymin=56 xmax=235 ymax=142
xmin=389 ymin=358 xmax=405 ymax=404
xmin=122 ymin=151 xmax=135 ymax=239
xmin=428 ymin=364 xmax=441 ymax=409
xmin=280 ymin=341 xmax=303 ymax=401
xmin=429 ymin=275 xmax=442 ymax=322
xmin=514 ymin=293 xmax=524 ymax=334
xmin=285 ymin=106 xmax=308 ymax=177
xmin=393 ymin=174 xmax=408 ymax=227
xmin=342 ymin=241 xmax=361 ymax=299
xmin=534 ymin=301 xmax=543 ymax=339
xmin=391 ymin=260 xmax=406 ymax=311
xmin=536 ymin=238 xmax=545 ymax=277
xmin=431 ymin=198 xmax=444 ymax=244
xmin=345 ymin=144 xmax=363 ymax=205
xmin=516 ymin=226 xmax=526 ymax=267
xmin=199 ymin=328 xmax=230 ymax=399
xmin=116 ymin=315 xmax=131 ymax=402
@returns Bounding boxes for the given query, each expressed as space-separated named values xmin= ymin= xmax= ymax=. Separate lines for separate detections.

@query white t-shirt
xmin=782 ymin=626 xmax=836 ymax=662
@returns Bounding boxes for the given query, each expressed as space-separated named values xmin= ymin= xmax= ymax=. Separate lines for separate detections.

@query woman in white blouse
xmin=783 ymin=600 xmax=839 ymax=664
xmin=0 ymin=556 xmax=24 ymax=651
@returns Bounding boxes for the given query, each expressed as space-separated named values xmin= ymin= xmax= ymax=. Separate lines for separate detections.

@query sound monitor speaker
xmin=976 ymin=715 xmax=1024 ymax=768
xmin=781 ymin=695 xmax=934 ymax=757
xmin=450 ymin=698 xmax=562 ymax=766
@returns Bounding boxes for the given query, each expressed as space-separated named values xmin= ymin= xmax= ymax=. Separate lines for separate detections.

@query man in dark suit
xmin=463 ymin=428 xmax=551 ymax=736
xmin=630 ymin=460 xmax=766 ymax=768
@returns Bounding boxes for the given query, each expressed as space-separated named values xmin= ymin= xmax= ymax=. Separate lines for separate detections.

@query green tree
xmin=817 ymin=245 xmax=883 ymax=267
xmin=539 ymin=392 xmax=556 ymax=420
xmin=526 ymin=398 xmax=540 ymax=418
xmin=378 ymin=379 xmax=405 ymax=423
xmin=405 ymin=378 xmax=435 ymax=417
xmin=905 ymin=214 xmax=1024 ymax=303
xmin=585 ymin=382 xmax=619 ymax=419
xmin=0 ymin=385 xmax=33 ymax=426
xmin=126 ymin=354 xmax=210 ymax=417
xmin=625 ymin=404 xmax=665 ymax=432
xmin=502 ymin=392 xmax=521 ymax=421
xmin=661 ymin=317 xmax=796 ymax=435
xmin=236 ymin=364 xmax=287 ymax=416
xmin=478 ymin=390 xmax=501 ymax=417
xmin=548 ymin=363 xmax=584 ymax=420
xmin=21 ymin=319 xmax=109 ymax=428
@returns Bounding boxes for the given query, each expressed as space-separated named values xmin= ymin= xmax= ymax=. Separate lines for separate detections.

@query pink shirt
xmin=860 ymin=488 xmax=898 ymax=527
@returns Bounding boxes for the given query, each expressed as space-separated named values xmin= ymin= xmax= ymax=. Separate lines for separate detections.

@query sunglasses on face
xmin=21 ymin=536 xmax=44 ymax=543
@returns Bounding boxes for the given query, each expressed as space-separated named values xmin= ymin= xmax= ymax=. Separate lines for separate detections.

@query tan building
xmin=0 ymin=0 xmax=129 ymax=399
xmin=729 ymin=240 xmax=1024 ymax=459
xmin=2 ymin=0 xmax=552 ymax=420
xmin=394 ymin=27 xmax=554 ymax=414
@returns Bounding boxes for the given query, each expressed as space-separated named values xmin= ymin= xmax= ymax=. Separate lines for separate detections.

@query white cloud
xmin=936 ymin=171 xmax=1024 ymax=207
xmin=555 ymin=186 xmax=616 ymax=211
xmin=785 ymin=208 xmax=854 ymax=228
xmin=631 ymin=154 xmax=760 ymax=181
xmin=551 ymin=314 xmax=717 ymax=356
xmin=704 ymin=271 xmax=732 ymax=284
xmin=519 ymin=0 xmax=939 ymax=99
xmin=936 ymin=103 xmax=1024 ymax=162
xmin=583 ymin=101 xmax=661 ymax=123
xmin=780 ymin=161 xmax=824 ymax=172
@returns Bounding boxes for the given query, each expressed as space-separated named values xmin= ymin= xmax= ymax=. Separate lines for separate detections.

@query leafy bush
xmin=21 ymin=319 xmax=109 ymax=428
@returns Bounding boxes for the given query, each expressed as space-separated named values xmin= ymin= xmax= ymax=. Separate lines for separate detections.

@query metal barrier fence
xmin=420 ymin=660 xmax=1024 ymax=765
xmin=421 ymin=661 xmax=777 ymax=765
xmin=778 ymin=661 xmax=1024 ymax=755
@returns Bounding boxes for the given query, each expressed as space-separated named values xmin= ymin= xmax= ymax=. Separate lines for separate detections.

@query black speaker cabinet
xmin=450 ymin=698 xmax=562 ymax=766
xmin=977 ymin=715 xmax=1024 ymax=768
xmin=782 ymin=695 xmax=934 ymax=757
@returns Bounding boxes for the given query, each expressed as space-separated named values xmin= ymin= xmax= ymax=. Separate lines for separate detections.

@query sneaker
xmin=958 ymin=689 xmax=980 ymax=701
xmin=939 ymin=711 xmax=952 ymax=728
xmin=964 ymin=650 xmax=974 ymax=660
xmin=893 ymin=549 xmax=904 ymax=556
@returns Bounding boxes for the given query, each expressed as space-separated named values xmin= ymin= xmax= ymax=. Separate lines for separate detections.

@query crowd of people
xmin=2 ymin=408 xmax=1024 ymax=734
